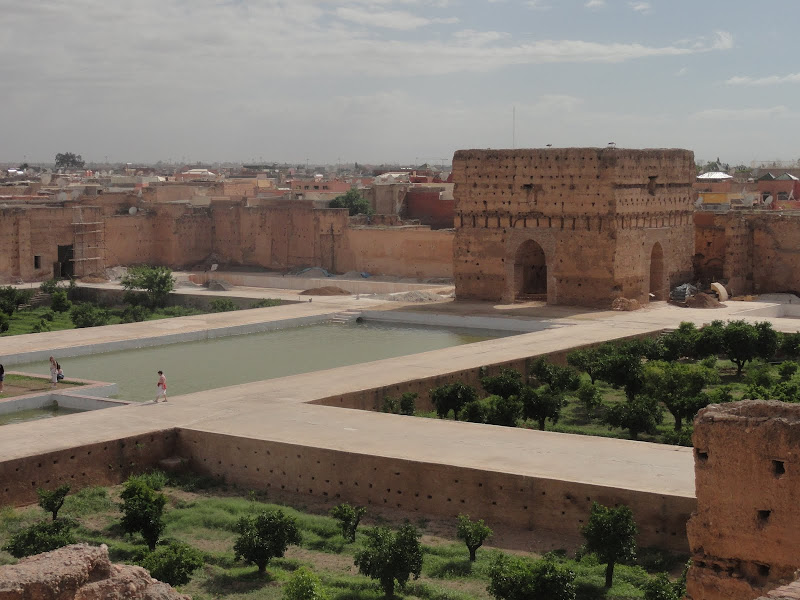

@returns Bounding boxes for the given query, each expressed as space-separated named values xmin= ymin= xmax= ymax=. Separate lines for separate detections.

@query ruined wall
xmin=178 ymin=429 xmax=693 ymax=553
xmin=687 ymin=401 xmax=800 ymax=600
xmin=692 ymin=212 xmax=800 ymax=296
xmin=452 ymin=148 xmax=695 ymax=306
xmin=339 ymin=227 xmax=453 ymax=278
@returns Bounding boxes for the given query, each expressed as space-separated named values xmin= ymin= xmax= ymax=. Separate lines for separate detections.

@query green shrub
xmin=2 ymin=519 xmax=76 ymax=558
xmin=0 ymin=312 xmax=8 ymax=334
xmin=480 ymin=368 xmax=523 ymax=399
xmin=69 ymin=303 xmax=110 ymax=328
xmin=120 ymin=479 xmax=167 ymax=551
xmin=661 ymin=426 xmax=693 ymax=447
xmin=51 ymin=290 xmax=72 ymax=313
xmin=127 ymin=470 xmax=169 ymax=491
xmin=42 ymin=309 xmax=55 ymax=322
xmin=234 ymin=509 xmax=301 ymax=575
xmin=779 ymin=361 xmax=799 ymax=381
xmin=251 ymin=298 xmax=281 ymax=308
xmin=31 ymin=319 xmax=51 ymax=333
xmin=37 ymin=484 xmax=70 ymax=520
xmin=40 ymin=279 xmax=61 ymax=295
xmin=488 ymin=554 xmax=576 ymax=600
xmin=0 ymin=286 xmax=24 ymax=315
xmin=576 ymin=381 xmax=603 ymax=416
xmin=328 ymin=189 xmax=371 ymax=216
xmin=139 ymin=540 xmax=204 ymax=586
xmin=283 ymin=567 xmax=329 ymax=600
xmin=122 ymin=304 xmax=151 ymax=323
xmin=381 ymin=392 xmax=417 ymax=415
xmin=642 ymin=572 xmax=682 ymax=600
xmin=209 ymin=298 xmax=238 ymax=313
xmin=330 ymin=503 xmax=366 ymax=542
xmin=354 ymin=525 xmax=423 ymax=598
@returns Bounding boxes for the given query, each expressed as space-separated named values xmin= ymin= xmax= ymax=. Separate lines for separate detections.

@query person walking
xmin=49 ymin=356 xmax=58 ymax=389
xmin=0 ymin=364 xmax=4 ymax=394
xmin=156 ymin=370 xmax=168 ymax=402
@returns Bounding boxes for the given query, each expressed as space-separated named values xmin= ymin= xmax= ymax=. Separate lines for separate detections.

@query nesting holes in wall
xmin=757 ymin=510 xmax=772 ymax=526
xmin=695 ymin=449 xmax=709 ymax=462
xmin=757 ymin=564 xmax=771 ymax=577
xmin=773 ymin=460 xmax=786 ymax=477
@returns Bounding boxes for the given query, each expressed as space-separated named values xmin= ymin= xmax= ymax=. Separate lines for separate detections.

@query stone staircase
xmin=18 ymin=291 xmax=51 ymax=310
xmin=330 ymin=309 xmax=362 ymax=324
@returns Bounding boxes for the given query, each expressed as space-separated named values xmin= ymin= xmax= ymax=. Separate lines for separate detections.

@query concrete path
xmin=2 ymin=297 xmax=800 ymax=501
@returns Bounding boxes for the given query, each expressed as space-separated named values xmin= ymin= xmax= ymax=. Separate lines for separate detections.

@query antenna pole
xmin=512 ymin=106 xmax=516 ymax=149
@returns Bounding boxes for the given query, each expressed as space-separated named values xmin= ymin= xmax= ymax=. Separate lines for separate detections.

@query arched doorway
xmin=649 ymin=242 xmax=664 ymax=301
xmin=514 ymin=240 xmax=547 ymax=300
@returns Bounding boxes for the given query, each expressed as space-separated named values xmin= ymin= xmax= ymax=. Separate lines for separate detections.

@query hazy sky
xmin=2 ymin=0 xmax=798 ymax=166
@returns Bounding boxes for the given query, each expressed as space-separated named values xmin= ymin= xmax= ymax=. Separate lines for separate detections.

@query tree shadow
xmin=201 ymin=568 xmax=275 ymax=595
xmin=428 ymin=558 xmax=473 ymax=578
xmin=576 ymin=580 xmax=607 ymax=600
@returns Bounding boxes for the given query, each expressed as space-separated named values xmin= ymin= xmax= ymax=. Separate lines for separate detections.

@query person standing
xmin=49 ymin=356 xmax=58 ymax=389
xmin=156 ymin=370 xmax=168 ymax=402
xmin=0 ymin=364 xmax=4 ymax=394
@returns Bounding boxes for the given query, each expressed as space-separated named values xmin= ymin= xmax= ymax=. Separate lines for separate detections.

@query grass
xmin=0 ymin=374 xmax=85 ymax=401
xmin=0 ymin=477 xmax=685 ymax=599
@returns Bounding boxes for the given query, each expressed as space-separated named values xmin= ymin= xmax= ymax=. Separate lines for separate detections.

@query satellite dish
xmin=128 ymin=206 xmax=138 ymax=215
xmin=40 ymin=174 xmax=52 ymax=186
xmin=57 ymin=191 xmax=67 ymax=202
xmin=765 ymin=195 xmax=774 ymax=207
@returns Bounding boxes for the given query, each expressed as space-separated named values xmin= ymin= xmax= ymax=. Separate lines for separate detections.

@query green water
xmin=14 ymin=321 xmax=515 ymax=403
xmin=0 ymin=406 xmax=84 ymax=426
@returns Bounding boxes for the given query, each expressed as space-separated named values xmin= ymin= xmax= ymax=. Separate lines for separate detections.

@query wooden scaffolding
xmin=71 ymin=207 xmax=106 ymax=278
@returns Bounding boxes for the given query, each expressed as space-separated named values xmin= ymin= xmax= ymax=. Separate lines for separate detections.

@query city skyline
xmin=2 ymin=0 xmax=799 ymax=165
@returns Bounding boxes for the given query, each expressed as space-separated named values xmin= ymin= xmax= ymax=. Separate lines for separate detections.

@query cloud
xmin=335 ymin=6 xmax=458 ymax=30
xmin=691 ymin=106 xmax=790 ymax=120
xmin=585 ymin=0 xmax=606 ymax=8
xmin=526 ymin=0 xmax=551 ymax=10
xmin=726 ymin=73 xmax=800 ymax=86
xmin=629 ymin=1 xmax=652 ymax=13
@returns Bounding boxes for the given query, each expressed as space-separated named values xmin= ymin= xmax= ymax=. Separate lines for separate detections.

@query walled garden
xmin=0 ymin=471 xmax=689 ymax=599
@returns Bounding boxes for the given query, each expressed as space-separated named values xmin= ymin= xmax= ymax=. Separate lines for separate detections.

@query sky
xmin=1 ymin=0 xmax=799 ymax=166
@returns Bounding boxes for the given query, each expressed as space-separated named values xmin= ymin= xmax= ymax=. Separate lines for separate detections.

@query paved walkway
xmin=4 ymin=296 xmax=799 ymax=500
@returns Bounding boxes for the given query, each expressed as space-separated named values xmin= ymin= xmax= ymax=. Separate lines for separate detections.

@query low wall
xmin=0 ymin=431 xmax=177 ymax=506
xmin=178 ymin=429 xmax=693 ymax=553
xmin=70 ymin=286 xmax=290 ymax=311
xmin=186 ymin=271 xmax=452 ymax=294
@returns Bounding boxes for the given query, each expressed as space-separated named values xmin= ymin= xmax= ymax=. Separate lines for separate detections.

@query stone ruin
xmin=451 ymin=148 xmax=695 ymax=307
xmin=688 ymin=401 xmax=800 ymax=600
xmin=0 ymin=543 xmax=188 ymax=600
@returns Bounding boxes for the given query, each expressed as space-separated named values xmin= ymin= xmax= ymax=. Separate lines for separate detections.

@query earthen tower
xmin=452 ymin=148 xmax=695 ymax=306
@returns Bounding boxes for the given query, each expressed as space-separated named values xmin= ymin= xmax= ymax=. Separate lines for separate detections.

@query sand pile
xmin=686 ymin=292 xmax=724 ymax=309
xmin=300 ymin=286 xmax=351 ymax=296
xmin=611 ymin=297 xmax=641 ymax=311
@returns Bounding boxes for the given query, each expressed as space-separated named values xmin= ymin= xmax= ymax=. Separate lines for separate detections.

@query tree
xmin=604 ymin=396 xmax=663 ymax=439
xmin=69 ymin=302 xmax=110 ymax=328
xmin=660 ymin=322 xmax=698 ymax=361
xmin=488 ymin=554 xmax=576 ymax=600
xmin=54 ymin=152 xmax=85 ymax=170
xmin=456 ymin=514 xmax=492 ymax=561
xmin=51 ymin=290 xmax=72 ymax=313
xmin=0 ymin=286 xmax=24 ymax=316
xmin=781 ymin=332 xmax=800 ymax=359
xmin=566 ymin=348 xmax=605 ymax=384
xmin=779 ymin=361 xmax=799 ymax=382
xmin=520 ymin=385 xmax=564 ymax=430
xmin=694 ymin=320 xmax=724 ymax=358
xmin=0 ymin=312 xmax=8 ymax=334
xmin=754 ymin=321 xmax=780 ymax=362
xmin=329 ymin=189 xmax=371 ymax=216
xmin=330 ymin=503 xmax=366 ymax=543
xmin=576 ymin=381 xmax=603 ymax=416
xmin=234 ymin=509 xmax=301 ymax=575
xmin=721 ymin=320 xmax=760 ymax=375
xmin=461 ymin=395 xmax=523 ymax=427
xmin=121 ymin=265 xmax=175 ymax=308
xmin=481 ymin=368 xmax=524 ymax=399
xmin=354 ymin=524 xmax=423 ymax=598
xmin=529 ymin=358 xmax=580 ymax=393
xmin=594 ymin=342 xmax=645 ymax=400
xmin=582 ymin=502 xmax=637 ymax=588
xmin=283 ymin=567 xmax=329 ymax=600
xmin=139 ymin=540 xmax=204 ymax=586
xmin=430 ymin=382 xmax=477 ymax=419
xmin=2 ymin=519 xmax=76 ymax=558
xmin=641 ymin=361 xmax=719 ymax=430
xmin=37 ymin=484 xmax=70 ymax=521
xmin=119 ymin=479 xmax=167 ymax=551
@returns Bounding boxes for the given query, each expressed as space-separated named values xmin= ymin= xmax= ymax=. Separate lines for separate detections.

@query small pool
xmin=14 ymin=321 xmax=514 ymax=402
xmin=0 ymin=405 xmax=85 ymax=426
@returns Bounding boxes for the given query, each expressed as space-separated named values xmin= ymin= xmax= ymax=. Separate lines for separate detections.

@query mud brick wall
xmin=687 ymin=401 xmax=800 ymax=600
xmin=452 ymin=148 xmax=695 ymax=306
xmin=177 ymin=429 xmax=693 ymax=553
xmin=0 ymin=431 xmax=177 ymax=507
